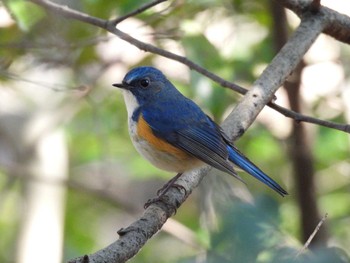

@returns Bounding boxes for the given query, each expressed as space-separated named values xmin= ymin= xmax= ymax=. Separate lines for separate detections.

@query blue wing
xmin=172 ymin=124 xmax=244 ymax=182
xmin=142 ymin=97 xmax=287 ymax=196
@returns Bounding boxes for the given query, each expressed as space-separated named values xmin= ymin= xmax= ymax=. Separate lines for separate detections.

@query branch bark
xmin=280 ymin=0 xmax=350 ymax=44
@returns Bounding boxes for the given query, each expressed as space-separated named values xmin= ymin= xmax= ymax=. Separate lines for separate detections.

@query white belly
xmin=122 ymin=90 xmax=201 ymax=172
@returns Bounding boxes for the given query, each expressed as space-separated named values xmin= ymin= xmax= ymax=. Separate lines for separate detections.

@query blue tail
xmin=228 ymin=146 xmax=287 ymax=196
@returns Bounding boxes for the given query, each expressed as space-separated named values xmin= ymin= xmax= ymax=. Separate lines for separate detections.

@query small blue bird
xmin=113 ymin=66 xmax=287 ymax=197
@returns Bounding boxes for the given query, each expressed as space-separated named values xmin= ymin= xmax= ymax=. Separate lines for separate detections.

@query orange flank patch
xmin=137 ymin=114 xmax=190 ymax=160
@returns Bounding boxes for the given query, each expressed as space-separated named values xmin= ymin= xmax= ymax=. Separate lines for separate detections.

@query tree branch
xmin=279 ymin=0 xmax=350 ymax=44
xmin=222 ymin=12 xmax=327 ymax=139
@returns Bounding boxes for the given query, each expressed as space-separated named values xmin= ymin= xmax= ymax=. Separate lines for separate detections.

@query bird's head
xmin=113 ymin=66 xmax=174 ymax=105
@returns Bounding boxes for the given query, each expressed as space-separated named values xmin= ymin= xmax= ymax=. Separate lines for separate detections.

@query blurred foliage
xmin=0 ymin=0 xmax=349 ymax=263
xmin=205 ymin=197 xmax=349 ymax=263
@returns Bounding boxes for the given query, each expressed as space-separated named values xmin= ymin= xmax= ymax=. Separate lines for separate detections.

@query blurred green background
xmin=0 ymin=0 xmax=349 ymax=262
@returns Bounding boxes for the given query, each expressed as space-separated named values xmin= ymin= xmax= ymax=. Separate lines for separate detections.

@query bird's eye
xmin=140 ymin=78 xmax=150 ymax=88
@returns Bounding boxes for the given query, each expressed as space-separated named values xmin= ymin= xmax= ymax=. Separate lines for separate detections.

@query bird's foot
xmin=156 ymin=173 xmax=185 ymax=196
xmin=144 ymin=173 xmax=186 ymax=210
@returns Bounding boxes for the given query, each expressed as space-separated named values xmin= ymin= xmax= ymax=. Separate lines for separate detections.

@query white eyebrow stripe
xmin=124 ymin=78 xmax=132 ymax=85
xmin=124 ymin=74 xmax=138 ymax=85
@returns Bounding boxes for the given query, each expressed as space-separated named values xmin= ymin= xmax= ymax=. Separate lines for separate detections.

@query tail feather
xmin=228 ymin=146 xmax=287 ymax=196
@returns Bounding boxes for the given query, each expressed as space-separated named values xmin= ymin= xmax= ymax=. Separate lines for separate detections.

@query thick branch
xmin=222 ymin=12 xmax=327 ymax=139
xmin=278 ymin=0 xmax=350 ymax=44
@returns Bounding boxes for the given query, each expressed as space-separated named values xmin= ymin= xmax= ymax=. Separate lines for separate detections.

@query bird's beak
xmin=112 ymin=83 xmax=127 ymax=89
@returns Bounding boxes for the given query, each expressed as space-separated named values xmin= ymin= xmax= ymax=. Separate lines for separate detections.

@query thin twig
xmin=296 ymin=213 xmax=328 ymax=257
xmin=111 ymin=0 xmax=168 ymax=25
xmin=268 ymin=102 xmax=350 ymax=133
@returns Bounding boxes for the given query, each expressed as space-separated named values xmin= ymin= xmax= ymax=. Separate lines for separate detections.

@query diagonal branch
xmin=222 ymin=11 xmax=328 ymax=139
